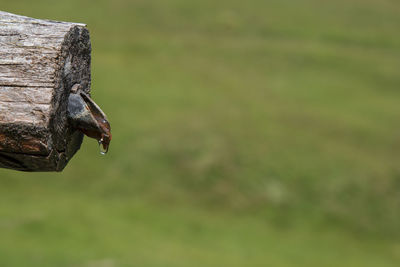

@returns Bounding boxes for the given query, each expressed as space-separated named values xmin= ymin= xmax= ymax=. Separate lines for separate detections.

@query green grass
xmin=0 ymin=192 xmax=400 ymax=267
xmin=1 ymin=0 xmax=400 ymax=265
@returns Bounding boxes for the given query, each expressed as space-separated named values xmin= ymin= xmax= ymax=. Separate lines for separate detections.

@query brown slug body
xmin=68 ymin=85 xmax=112 ymax=154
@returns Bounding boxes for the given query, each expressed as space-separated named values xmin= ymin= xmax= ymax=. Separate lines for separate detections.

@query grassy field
xmin=1 ymin=0 xmax=400 ymax=266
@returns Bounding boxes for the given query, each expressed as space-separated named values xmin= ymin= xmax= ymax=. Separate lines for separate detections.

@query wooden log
xmin=0 ymin=11 xmax=91 ymax=172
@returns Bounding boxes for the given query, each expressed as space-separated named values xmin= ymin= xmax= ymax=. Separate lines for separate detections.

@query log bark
xmin=0 ymin=11 xmax=91 ymax=172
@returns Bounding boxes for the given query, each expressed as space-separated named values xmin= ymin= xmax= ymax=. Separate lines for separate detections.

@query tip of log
xmin=0 ymin=11 xmax=91 ymax=172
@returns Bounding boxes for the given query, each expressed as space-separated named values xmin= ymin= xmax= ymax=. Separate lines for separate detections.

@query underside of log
xmin=0 ymin=11 xmax=91 ymax=171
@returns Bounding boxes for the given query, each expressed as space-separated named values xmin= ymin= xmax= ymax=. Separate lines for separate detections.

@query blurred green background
xmin=1 ymin=0 xmax=400 ymax=266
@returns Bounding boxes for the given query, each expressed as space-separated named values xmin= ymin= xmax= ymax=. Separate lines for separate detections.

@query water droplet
xmin=98 ymin=138 xmax=108 ymax=155
xmin=100 ymin=145 xmax=108 ymax=155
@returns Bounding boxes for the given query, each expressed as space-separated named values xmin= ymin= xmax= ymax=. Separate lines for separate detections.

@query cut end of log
xmin=0 ymin=11 xmax=91 ymax=172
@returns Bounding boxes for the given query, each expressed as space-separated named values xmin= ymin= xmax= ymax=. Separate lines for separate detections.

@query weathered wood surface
xmin=0 ymin=11 xmax=91 ymax=171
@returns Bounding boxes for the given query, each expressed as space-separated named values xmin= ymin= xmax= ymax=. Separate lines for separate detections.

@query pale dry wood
xmin=0 ymin=11 xmax=91 ymax=171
